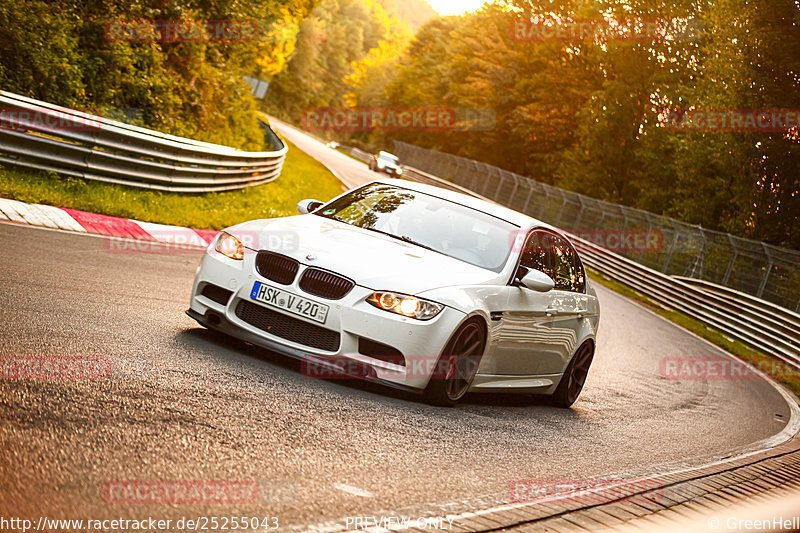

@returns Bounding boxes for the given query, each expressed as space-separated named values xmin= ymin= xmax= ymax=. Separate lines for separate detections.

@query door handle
xmin=545 ymin=308 xmax=559 ymax=317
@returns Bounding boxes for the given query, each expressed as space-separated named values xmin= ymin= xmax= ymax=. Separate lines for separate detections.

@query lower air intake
xmin=235 ymin=300 xmax=340 ymax=352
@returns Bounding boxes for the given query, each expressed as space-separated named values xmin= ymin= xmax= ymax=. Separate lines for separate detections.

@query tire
xmin=549 ymin=341 xmax=594 ymax=408
xmin=423 ymin=318 xmax=486 ymax=406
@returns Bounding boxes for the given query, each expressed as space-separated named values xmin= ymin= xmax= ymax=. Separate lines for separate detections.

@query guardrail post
xmin=661 ymin=220 xmax=681 ymax=274
xmin=446 ymin=154 xmax=457 ymax=180
xmin=554 ymin=189 xmax=568 ymax=227
xmin=509 ymin=173 xmax=520 ymax=202
xmin=757 ymin=244 xmax=774 ymax=299
xmin=539 ymin=183 xmax=553 ymax=220
xmin=721 ymin=234 xmax=739 ymax=286
xmin=479 ymin=162 xmax=493 ymax=197
xmin=620 ymin=207 xmax=631 ymax=231
xmin=438 ymin=152 xmax=449 ymax=177
xmin=539 ymin=188 xmax=552 ymax=220
xmin=493 ymin=167 xmax=505 ymax=200
xmin=522 ymin=178 xmax=535 ymax=215
xmin=638 ymin=213 xmax=654 ymax=263
xmin=467 ymin=161 xmax=479 ymax=191
xmin=688 ymin=228 xmax=708 ymax=279
xmin=573 ymin=196 xmax=585 ymax=233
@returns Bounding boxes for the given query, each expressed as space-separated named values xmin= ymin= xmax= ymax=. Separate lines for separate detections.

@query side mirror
xmin=520 ymin=269 xmax=555 ymax=292
xmin=297 ymin=199 xmax=323 ymax=214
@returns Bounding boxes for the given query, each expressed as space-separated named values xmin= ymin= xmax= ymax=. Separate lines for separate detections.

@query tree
xmin=0 ymin=0 xmax=316 ymax=150
xmin=263 ymin=0 xmax=410 ymax=127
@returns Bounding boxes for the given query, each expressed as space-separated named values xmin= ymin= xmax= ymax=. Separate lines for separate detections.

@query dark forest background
xmin=1 ymin=0 xmax=797 ymax=248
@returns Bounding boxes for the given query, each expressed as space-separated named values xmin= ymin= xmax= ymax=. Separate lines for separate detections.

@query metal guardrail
xmin=0 ymin=91 xmax=287 ymax=193
xmin=676 ymin=276 xmax=800 ymax=338
xmin=574 ymin=239 xmax=800 ymax=369
xmin=400 ymin=165 xmax=800 ymax=370
xmin=394 ymin=141 xmax=800 ymax=313
xmin=337 ymin=145 xmax=373 ymax=163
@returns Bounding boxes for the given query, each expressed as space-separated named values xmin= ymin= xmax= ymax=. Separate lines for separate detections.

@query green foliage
xmin=263 ymin=0 xmax=413 ymax=123
xmin=355 ymin=0 xmax=798 ymax=249
xmin=665 ymin=0 xmax=800 ymax=245
xmin=0 ymin=0 xmax=317 ymax=151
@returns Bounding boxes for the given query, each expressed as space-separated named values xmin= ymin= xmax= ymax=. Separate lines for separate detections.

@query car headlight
xmin=366 ymin=292 xmax=443 ymax=320
xmin=215 ymin=231 xmax=244 ymax=260
xmin=396 ymin=167 xmax=403 ymax=175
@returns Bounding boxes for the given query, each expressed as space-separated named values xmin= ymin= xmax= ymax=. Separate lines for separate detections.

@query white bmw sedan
xmin=187 ymin=179 xmax=599 ymax=406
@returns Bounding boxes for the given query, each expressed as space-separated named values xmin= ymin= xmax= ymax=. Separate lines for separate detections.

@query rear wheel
xmin=423 ymin=319 xmax=486 ymax=406
xmin=549 ymin=342 xmax=594 ymax=408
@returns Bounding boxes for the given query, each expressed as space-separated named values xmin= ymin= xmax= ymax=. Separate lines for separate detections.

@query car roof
xmin=371 ymin=178 xmax=556 ymax=232
xmin=378 ymin=151 xmax=398 ymax=159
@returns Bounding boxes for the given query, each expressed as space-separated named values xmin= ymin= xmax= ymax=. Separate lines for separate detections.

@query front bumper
xmin=188 ymin=250 xmax=466 ymax=391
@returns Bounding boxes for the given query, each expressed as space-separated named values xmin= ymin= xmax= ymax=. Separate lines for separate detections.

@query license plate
xmin=250 ymin=281 xmax=329 ymax=324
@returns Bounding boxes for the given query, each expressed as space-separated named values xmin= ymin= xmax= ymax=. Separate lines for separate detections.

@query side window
xmin=520 ymin=230 xmax=585 ymax=293
xmin=569 ymin=242 xmax=586 ymax=293
xmin=520 ymin=230 xmax=556 ymax=279
xmin=552 ymin=235 xmax=586 ymax=293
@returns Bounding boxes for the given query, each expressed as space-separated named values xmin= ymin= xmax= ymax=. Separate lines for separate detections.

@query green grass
xmin=0 ymin=138 xmax=346 ymax=230
xmin=587 ymin=267 xmax=800 ymax=398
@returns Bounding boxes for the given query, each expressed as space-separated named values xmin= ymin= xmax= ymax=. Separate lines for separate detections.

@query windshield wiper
xmin=329 ymin=221 xmax=447 ymax=258
xmin=399 ymin=235 xmax=441 ymax=254
xmin=357 ymin=226 xmax=443 ymax=256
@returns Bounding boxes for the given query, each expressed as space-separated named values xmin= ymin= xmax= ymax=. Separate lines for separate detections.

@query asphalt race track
xmin=0 ymin=132 xmax=794 ymax=529
xmin=267 ymin=117 xmax=379 ymax=190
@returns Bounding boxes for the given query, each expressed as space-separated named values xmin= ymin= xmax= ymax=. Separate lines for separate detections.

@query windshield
xmin=315 ymin=183 xmax=518 ymax=272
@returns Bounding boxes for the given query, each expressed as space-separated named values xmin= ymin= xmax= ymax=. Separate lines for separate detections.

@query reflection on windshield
xmin=315 ymin=184 xmax=518 ymax=272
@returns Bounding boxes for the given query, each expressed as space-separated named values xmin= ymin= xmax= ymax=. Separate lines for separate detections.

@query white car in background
xmin=187 ymin=179 xmax=599 ymax=406
xmin=368 ymin=151 xmax=403 ymax=176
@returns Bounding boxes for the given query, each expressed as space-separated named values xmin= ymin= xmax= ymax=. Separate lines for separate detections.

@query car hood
xmin=378 ymin=159 xmax=398 ymax=169
xmin=230 ymin=215 xmax=500 ymax=295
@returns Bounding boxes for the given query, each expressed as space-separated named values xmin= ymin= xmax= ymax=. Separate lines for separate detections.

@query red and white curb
xmin=0 ymin=197 xmax=218 ymax=247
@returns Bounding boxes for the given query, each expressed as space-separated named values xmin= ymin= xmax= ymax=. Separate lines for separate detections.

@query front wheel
xmin=423 ymin=319 xmax=486 ymax=406
xmin=549 ymin=342 xmax=594 ymax=408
